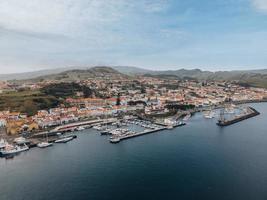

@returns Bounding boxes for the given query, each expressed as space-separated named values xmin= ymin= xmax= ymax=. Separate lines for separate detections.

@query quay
xmin=110 ymin=127 xmax=166 ymax=143
xmin=217 ymin=106 xmax=260 ymax=126
xmin=53 ymin=118 xmax=117 ymax=131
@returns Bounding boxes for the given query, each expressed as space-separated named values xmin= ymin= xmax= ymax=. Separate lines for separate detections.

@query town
xmin=0 ymin=70 xmax=266 ymax=156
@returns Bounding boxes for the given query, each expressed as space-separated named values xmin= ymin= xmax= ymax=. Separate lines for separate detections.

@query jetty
xmin=110 ymin=127 xmax=166 ymax=143
xmin=217 ymin=106 xmax=260 ymax=126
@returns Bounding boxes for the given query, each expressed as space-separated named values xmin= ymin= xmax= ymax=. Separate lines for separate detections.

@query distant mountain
xmin=143 ymin=68 xmax=267 ymax=88
xmin=112 ymin=66 xmax=152 ymax=75
xmin=145 ymin=68 xmax=213 ymax=80
xmin=0 ymin=66 xmax=147 ymax=81
xmin=0 ymin=68 xmax=72 ymax=81
xmin=14 ymin=66 xmax=128 ymax=83
xmin=2 ymin=66 xmax=267 ymax=88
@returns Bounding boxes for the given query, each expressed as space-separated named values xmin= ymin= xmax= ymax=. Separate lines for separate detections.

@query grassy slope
xmin=0 ymin=90 xmax=60 ymax=116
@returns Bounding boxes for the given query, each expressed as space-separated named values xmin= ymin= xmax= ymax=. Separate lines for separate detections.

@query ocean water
xmin=0 ymin=103 xmax=267 ymax=200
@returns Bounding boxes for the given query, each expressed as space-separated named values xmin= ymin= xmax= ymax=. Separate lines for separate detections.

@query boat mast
xmin=219 ymin=107 xmax=225 ymax=122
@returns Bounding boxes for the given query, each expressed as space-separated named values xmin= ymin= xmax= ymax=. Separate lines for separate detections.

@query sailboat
xmin=0 ymin=138 xmax=7 ymax=149
xmin=37 ymin=132 xmax=53 ymax=148
xmin=204 ymin=109 xmax=215 ymax=119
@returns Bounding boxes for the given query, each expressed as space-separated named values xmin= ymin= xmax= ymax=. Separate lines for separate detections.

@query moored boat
xmin=76 ymin=126 xmax=85 ymax=131
xmin=0 ymin=143 xmax=29 ymax=156
xmin=14 ymin=137 xmax=29 ymax=145
xmin=0 ymin=139 xmax=7 ymax=149
xmin=37 ymin=142 xmax=53 ymax=148
xmin=176 ymin=121 xmax=186 ymax=126
xmin=110 ymin=137 xmax=120 ymax=143
xmin=55 ymin=136 xmax=74 ymax=143
xmin=183 ymin=113 xmax=191 ymax=121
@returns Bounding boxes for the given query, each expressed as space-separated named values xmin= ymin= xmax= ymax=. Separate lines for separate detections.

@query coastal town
xmin=0 ymin=71 xmax=266 ymax=157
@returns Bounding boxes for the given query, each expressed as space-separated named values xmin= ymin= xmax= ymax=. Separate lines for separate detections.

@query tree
xmin=116 ymin=93 xmax=121 ymax=106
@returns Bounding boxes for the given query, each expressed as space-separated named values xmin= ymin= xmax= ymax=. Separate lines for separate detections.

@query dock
xmin=217 ymin=106 xmax=260 ymax=126
xmin=110 ymin=127 xmax=166 ymax=143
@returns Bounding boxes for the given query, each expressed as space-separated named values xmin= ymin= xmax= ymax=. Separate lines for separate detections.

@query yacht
xmin=55 ymin=136 xmax=74 ymax=143
xmin=110 ymin=137 xmax=120 ymax=143
xmin=0 ymin=143 xmax=29 ymax=156
xmin=92 ymin=125 xmax=102 ymax=131
xmin=176 ymin=121 xmax=186 ymax=126
xmin=37 ymin=142 xmax=53 ymax=148
xmin=76 ymin=126 xmax=85 ymax=131
xmin=14 ymin=137 xmax=28 ymax=145
xmin=101 ymin=128 xmax=112 ymax=135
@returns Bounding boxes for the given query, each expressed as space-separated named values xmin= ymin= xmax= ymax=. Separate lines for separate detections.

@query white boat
xmin=37 ymin=142 xmax=53 ymax=148
xmin=0 ymin=139 xmax=7 ymax=149
xmin=76 ymin=126 xmax=85 ymax=131
xmin=167 ymin=125 xmax=174 ymax=129
xmin=204 ymin=111 xmax=215 ymax=119
xmin=14 ymin=137 xmax=28 ymax=145
xmin=110 ymin=137 xmax=120 ymax=143
xmin=38 ymin=130 xmax=52 ymax=148
xmin=92 ymin=126 xmax=102 ymax=131
xmin=0 ymin=144 xmax=29 ymax=156
xmin=183 ymin=113 xmax=191 ymax=121
xmin=55 ymin=136 xmax=73 ymax=143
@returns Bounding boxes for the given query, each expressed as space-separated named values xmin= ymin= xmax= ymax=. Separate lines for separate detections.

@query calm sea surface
xmin=0 ymin=103 xmax=267 ymax=200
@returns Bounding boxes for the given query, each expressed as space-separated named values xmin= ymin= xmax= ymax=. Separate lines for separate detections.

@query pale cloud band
xmin=0 ymin=0 xmax=267 ymax=73
xmin=252 ymin=0 xmax=267 ymax=12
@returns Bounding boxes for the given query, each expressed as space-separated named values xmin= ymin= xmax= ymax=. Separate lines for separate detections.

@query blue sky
xmin=1 ymin=0 xmax=267 ymax=73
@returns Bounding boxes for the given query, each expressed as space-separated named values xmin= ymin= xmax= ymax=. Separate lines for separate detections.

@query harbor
xmin=0 ymin=102 xmax=267 ymax=200
xmin=0 ymin=104 xmax=261 ymax=157
xmin=216 ymin=106 xmax=260 ymax=126
xmin=109 ymin=127 xmax=167 ymax=143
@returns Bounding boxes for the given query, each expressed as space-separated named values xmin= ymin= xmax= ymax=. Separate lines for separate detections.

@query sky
xmin=1 ymin=0 xmax=267 ymax=73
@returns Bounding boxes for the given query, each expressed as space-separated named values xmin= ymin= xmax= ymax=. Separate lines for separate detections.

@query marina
xmin=0 ymin=102 xmax=267 ymax=200
xmin=0 ymin=105 xmax=261 ymax=157
xmin=109 ymin=127 xmax=167 ymax=143
xmin=217 ymin=106 xmax=260 ymax=126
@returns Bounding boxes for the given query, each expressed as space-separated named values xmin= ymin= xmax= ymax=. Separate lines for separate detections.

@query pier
xmin=110 ymin=127 xmax=167 ymax=143
xmin=217 ymin=106 xmax=260 ymax=126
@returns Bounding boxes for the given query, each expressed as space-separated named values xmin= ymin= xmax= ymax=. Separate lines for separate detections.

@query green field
xmin=0 ymin=90 xmax=60 ymax=116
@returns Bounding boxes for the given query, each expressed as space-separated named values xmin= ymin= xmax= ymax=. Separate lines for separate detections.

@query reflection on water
xmin=0 ymin=103 xmax=267 ymax=200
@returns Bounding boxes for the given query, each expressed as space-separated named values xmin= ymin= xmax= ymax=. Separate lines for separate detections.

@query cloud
xmin=0 ymin=0 xmax=175 ymax=72
xmin=252 ymin=0 xmax=267 ymax=12
xmin=0 ymin=0 xmax=169 ymax=36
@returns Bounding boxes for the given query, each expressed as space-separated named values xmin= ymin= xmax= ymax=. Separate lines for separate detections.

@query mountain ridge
xmin=2 ymin=66 xmax=267 ymax=88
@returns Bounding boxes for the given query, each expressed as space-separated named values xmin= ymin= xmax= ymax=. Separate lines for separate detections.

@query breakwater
xmin=110 ymin=127 xmax=166 ymax=143
xmin=217 ymin=106 xmax=260 ymax=126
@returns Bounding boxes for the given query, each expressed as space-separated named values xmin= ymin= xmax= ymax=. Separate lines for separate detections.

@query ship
xmin=0 ymin=143 xmax=29 ymax=156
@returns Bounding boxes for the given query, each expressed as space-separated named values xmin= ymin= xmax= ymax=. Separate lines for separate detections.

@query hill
xmin=2 ymin=66 xmax=267 ymax=88
xmin=0 ymin=82 xmax=95 ymax=116
xmin=12 ymin=66 xmax=128 ymax=83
